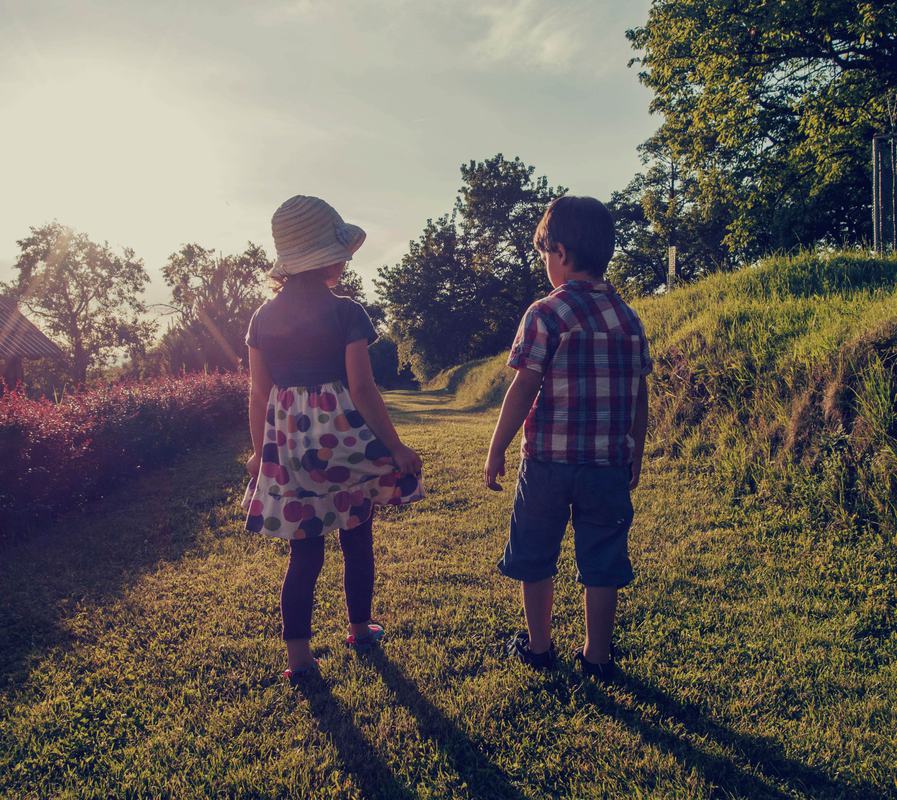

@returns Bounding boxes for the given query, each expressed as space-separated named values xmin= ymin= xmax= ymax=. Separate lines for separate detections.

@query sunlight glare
xmin=1 ymin=62 xmax=227 ymax=255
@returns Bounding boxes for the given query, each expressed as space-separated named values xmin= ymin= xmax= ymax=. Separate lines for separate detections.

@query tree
xmin=368 ymin=335 xmax=417 ymax=388
xmin=376 ymin=215 xmax=481 ymax=380
xmin=4 ymin=222 xmax=154 ymax=383
xmin=608 ymin=146 xmax=733 ymax=295
xmin=455 ymin=155 xmax=561 ymax=350
xmin=158 ymin=243 xmax=269 ymax=372
xmin=628 ymin=0 xmax=897 ymax=258
xmin=376 ymin=155 xmax=564 ymax=380
xmin=606 ymin=171 xmax=669 ymax=295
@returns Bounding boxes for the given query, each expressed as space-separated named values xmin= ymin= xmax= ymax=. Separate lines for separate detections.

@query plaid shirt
xmin=507 ymin=280 xmax=652 ymax=465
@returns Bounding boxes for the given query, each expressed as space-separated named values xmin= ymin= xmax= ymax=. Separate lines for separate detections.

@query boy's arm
xmin=484 ymin=367 xmax=543 ymax=490
xmin=629 ymin=376 xmax=649 ymax=490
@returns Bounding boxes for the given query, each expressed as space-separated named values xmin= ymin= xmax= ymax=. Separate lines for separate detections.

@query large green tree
xmin=376 ymin=154 xmax=563 ymax=380
xmin=455 ymin=155 xmax=561 ymax=345
xmin=628 ymin=0 xmax=897 ymax=259
xmin=376 ymin=215 xmax=480 ymax=379
xmin=608 ymin=142 xmax=733 ymax=295
xmin=4 ymin=222 xmax=154 ymax=383
xmin=158 ymin=243 xmax=270 ymax=372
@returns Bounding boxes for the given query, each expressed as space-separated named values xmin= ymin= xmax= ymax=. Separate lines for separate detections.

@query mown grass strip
xmin=1 ymin=392 xmax=895 ymax=798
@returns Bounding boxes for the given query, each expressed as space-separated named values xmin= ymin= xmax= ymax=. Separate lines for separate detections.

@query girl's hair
xmin=533 ymin=195 xmax=615 ymax=277
xmin=268 ymin=262 xmax=345 ymax=293
xmin=268 ymin=273 xmax=288 ymax=293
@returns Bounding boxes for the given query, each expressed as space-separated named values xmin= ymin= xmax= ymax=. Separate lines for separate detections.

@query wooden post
xmin=874 ymin=131 xmax=897 ymax=254
xmin=668 ymin=157 xmax=678 ymax=287
xmin=889 ymin=93 xmax=897 ymax=254
xmin=873 ymin=135 xmax=881 ymax=254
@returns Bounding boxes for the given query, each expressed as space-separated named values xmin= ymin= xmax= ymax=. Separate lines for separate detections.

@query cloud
xmin=467 ymin=0 xmax=631 ymax=75
xmin=251 ymin=0 xmax=318 ymax=25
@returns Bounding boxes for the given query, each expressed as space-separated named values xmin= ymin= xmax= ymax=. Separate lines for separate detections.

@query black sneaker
xmin=574 ymin=642 xmax=617 ymax=685
xmin=507 ymin=631 xmax=557 ymax=670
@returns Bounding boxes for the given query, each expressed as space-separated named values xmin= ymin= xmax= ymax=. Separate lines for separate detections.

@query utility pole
xmin=667 ymin=159 xmax=678 ymax=288
xmin=873 ymin=92 xmax=897 ymax=255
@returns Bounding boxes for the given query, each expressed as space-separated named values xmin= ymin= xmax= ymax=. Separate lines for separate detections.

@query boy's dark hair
xmin=533 ymin=195 xmax=615 ymax=277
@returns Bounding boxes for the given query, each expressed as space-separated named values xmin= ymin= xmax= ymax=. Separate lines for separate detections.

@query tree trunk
xmin=72 ymin=342 xmax=88 ymax=384
xmin=2 ymin=357 xmax=24 ymax=391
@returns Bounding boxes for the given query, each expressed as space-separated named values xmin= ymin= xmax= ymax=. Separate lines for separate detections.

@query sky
xmin=0 ymin=0 xmax=656 ymax=307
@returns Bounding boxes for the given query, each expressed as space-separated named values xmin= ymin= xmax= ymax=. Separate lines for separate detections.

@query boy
xmin=484 ymin=195 xmax=651 ymax=683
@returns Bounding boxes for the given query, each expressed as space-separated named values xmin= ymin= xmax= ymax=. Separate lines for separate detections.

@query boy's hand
xmin=246 ymin=452 xmax=261 ymax=478
xmin=391 ymin=443 xmax=423 ymax=476
xmin=484 ymin=449 xmax=506 ymax=491
xmin=629 ymin=459 xmax=642 ymax=491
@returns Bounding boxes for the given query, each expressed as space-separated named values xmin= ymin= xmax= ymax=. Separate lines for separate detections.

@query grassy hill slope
xmin=430 ymin=250 xmax=897 ymax=534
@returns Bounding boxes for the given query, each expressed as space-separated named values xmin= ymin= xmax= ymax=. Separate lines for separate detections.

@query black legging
xmin=280 ymin=514 xmax=374 ymax=640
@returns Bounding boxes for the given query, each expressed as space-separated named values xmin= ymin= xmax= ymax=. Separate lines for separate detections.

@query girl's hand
xmin=246 ymin=452 xmax=261 ymax=478
xmin=391 ymin=444 xmax=422 ymax=476
xmin=484 ymin=449 xmax=505 ymax=491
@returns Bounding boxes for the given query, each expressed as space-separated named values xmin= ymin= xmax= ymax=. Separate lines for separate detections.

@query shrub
xmin=369 ymin=336 xmax=418 ymax=389
xmin=0 ymin=372 xmax=248 ymax=539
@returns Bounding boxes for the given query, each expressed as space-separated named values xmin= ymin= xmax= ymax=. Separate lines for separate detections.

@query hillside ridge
xmin=428 ymin=250 xmax=897 ymax=533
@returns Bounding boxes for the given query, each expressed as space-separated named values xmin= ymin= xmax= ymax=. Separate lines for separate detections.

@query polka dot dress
xmin=242 ymin=381 xmax=423 ymax=539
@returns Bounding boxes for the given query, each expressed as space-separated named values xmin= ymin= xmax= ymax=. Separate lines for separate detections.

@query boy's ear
xmin=556 ymin=243 xmax=570 ymax=266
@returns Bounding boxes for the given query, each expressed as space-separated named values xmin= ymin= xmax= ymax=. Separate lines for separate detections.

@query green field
xmin=2 ymin=382 xmax=895 ymax=799
xmin=3 ymin=251 xmax=897 ymax=798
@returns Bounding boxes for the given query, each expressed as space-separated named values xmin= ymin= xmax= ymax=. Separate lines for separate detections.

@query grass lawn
xmin=1 ymin=389 xmax=895 ymax=799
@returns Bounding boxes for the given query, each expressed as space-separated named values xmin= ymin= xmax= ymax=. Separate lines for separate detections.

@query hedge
xmin=0 ymin=372 xmax=248 ymax=539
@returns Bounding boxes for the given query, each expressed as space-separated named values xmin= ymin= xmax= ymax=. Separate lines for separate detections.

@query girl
xmin=243 ymin=195 xmax=424 ymax=683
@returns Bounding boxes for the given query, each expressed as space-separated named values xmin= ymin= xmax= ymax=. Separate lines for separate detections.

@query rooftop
xmin=0 ymin=297 xmax=64 ymax=360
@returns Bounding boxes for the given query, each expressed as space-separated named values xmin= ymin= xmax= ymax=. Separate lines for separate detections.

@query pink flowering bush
xmin=0 ymin=372 xmax=248 ymax=538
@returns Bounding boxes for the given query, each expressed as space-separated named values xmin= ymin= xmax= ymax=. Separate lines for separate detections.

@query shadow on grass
xmin=294 ymin=673 xmax=417 ymax=800
xmin=563 ymin=672 xmax=877 ymax=800
xmin=0 ymin=431 xmax=247 ymax=696
xmin=362 ymin=649 xmax=527 ymax=800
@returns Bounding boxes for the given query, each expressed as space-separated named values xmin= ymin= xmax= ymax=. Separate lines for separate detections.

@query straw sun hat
xmin=268 ymin=195 xmax=366 ymax=278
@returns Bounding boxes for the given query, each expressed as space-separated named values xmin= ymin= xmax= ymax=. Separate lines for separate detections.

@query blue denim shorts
xmin=498 ymin=458 xmax=635 ymax=587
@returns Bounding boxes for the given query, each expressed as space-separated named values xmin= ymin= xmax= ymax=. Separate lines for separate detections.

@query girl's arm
xmin=247 ymin=346 xmax=274 ymax=476
xmin=345 ymin=339 xmax=422 ymax=475
xmin=484 ymin=367 xmax=542 ymax=490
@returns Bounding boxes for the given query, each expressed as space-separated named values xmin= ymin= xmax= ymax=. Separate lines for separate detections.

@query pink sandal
xmin=345 ymin=622 xmax=385 ymax=651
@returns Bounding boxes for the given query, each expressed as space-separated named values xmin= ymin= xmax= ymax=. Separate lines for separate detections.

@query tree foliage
xmin=155 ymin=243 xmax=270 ymax=373
xmin=377 ymin=215 xmax=477 ymax=379
xmin=626 ymin=0 xmax=897 ymax=262
xmin=455 ymin=155 xmax=559 ymax=342
xmin=368 ymin=335 xmax=417 ymax=388
xmin=376 ymin=154 xmax=563 ymax=380
xmin=4 ymin=222 xmax=154 ymax=383
xmin=607 ymin=152 xmax=732 ymax=295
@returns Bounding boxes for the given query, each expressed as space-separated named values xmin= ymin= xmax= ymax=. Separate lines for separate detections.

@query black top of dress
xmin=245 ymin=274 xmax=377 ymax=387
